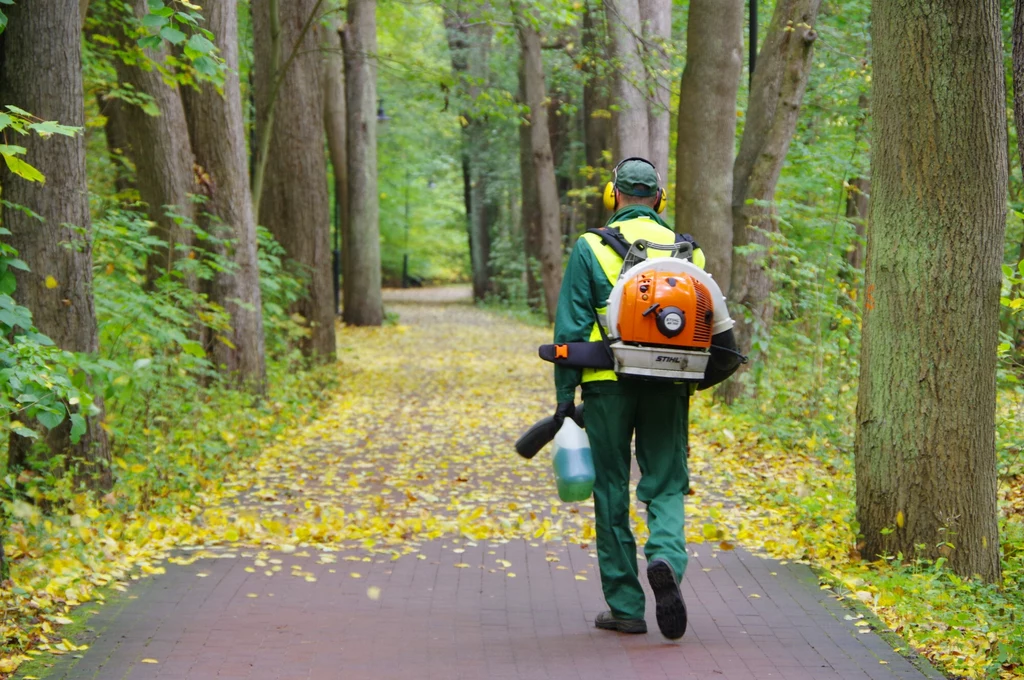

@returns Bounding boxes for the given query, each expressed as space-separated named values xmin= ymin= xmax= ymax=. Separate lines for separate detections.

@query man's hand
xmin=554 ymin=401 xmax=576 ymax=427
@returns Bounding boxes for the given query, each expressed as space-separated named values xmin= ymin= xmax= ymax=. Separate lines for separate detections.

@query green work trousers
xmin=581 ymin=379 xmax=690 ymax=621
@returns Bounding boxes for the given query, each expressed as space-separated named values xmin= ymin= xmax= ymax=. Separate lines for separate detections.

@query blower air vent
xmin=692 ymin=279 xmax=713 ymax=343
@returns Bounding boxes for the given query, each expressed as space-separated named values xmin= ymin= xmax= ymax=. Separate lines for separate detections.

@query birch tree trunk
xmin=720 ymin=0 xmax=821 ymax=400
xmin=254 ymin=0 xmax=338 ymax=351
xmin=515 ymin=6 xmax=563 ymax=322
xmin=0 ymin=0 xmax=112 ymax=489
xmin=674 ymin=0 xmax=743 ymax=289
xmin=856 ymin=0 xmax=1005 ymax=584
xmin=639 ymin=0 xmax=671 ymax=178
xmin=342 ymin=0 xmax=383 ymax=326
xmin=321 ymin=21 xmax=348 ymax=316
xmin=605 ymin=0 xmax=649 ymax=160
xmin=181 ymin=0 xmax=267 ymax=388
xmin=114 ymin=0 xmax=197 ymax=281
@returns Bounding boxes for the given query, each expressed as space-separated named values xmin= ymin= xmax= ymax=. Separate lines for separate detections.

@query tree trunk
xmin=515 ymin=7 xmax=563 ymax=322
xmin=342 ymin=0 xmax=383 ymax=326
xmin=844 ymin=177 xmax=870 ymax=271
xmin=93 ymin=93 xmax=134 ymax=194
xmin=519 ymin=65 xmax=542 ymax=311
xmin=674 ymin=0 xmax=743 ymax=290
xmin=114 ymin=0 xmax=197 ymax=282
xmin=321 ymin=21 xmax=348 ymax=316
xmin=639 ymin=0 xmax=671 ymax=178
xmin=253 ymin=0 xmax=338 ymax=350
xmin=581 ymin=2 xmax=611 ymax=229
xmin=1014 ymin=0 xmax=1024 ymax=180
xmin=605 ymin=0 xmax=649 ymax=160
xmin=467 ymin=26 xmax=494 ymax=301
xmin=720 ymin=0 xmax=821 ymax=401
xmin=0 ymin=0 xmax=112 ymax=490
xmin=180 ymin=0 xmax=267 ymax=388
xmin=444 ymin=10 xmax=493 ymax=301
xmin=855 ymin=0 xmax=1005 ymax=584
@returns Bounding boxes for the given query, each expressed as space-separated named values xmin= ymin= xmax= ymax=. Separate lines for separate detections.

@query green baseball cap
xmin=614 ymin=159 xmax=659 ymax=197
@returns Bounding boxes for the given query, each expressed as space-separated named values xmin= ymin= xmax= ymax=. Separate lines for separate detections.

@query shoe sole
xmin=648 ymin=560 xmax=687 ymax=640
xmin=595 ymin=619 xmax=648 ymax=634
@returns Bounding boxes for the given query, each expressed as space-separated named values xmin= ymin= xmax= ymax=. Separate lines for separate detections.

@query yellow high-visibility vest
xmin=579 ymin=217 xmax=706 ymax=384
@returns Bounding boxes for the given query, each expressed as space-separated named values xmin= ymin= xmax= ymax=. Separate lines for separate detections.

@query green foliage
xmin=0 ymin=230 xmax=95 ymax=448
xmin=85 ymin=0 xmax=226 ymax=92
xmin=0 ymin=106 xmax=80 ymax=183
xmin=374 ymin=1 xmax=469 ymax=285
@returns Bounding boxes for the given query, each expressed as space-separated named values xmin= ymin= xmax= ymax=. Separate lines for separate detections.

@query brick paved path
xmin=41 ymin=540 xmax=940 ymax=680
xmin=34 ymin=294 xmax=943 ymax=680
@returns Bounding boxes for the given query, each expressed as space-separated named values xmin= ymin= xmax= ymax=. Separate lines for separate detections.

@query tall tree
xmin=855 ymin=0 xmax=1006 ymax=583
xmin=0 ymin=0 xmax=112 ymax=489
xmin=254 ymin=0 xmax=338 ymax=350
xmin=639 ymin=0 xmax=670 ymax=177
xmin=844 ymin=178 xmax=870 ymax=271
xmin=514 ymin=4 xmax=563 ymax=321
xmin=580 ymin=2 xmax=611 ymax=229
xmin=674 ymin=0 xmax=743 ymax=288
xmin=604 ymin=0 xmax=648 ymax=160
xmin=519 ymin=64 xmax=543 ymax=310
xmin=444 ymin=8 xmax=494 ymax=301
xmin=320 ymin=20 xmax=348 ymax=315
xmin=114 ymin=0 xmax=197 ymax=281
xmin=180 ymin=0 xmax=267 ymax=387
xmin=343 ymin=0 xmax=384 ymax=326
xmin=722 ymin=0 xmax=821 ymax=399
xmin=1015 ymin=0 xmax=1024 ymax=178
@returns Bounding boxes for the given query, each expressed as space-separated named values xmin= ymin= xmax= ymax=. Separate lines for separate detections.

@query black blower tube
xmin=515 ymin=404 xmax=585 ymax=459
xmin=697 ymin=328 xmax=746 ymax=391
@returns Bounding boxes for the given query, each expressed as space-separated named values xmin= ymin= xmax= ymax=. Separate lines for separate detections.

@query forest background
xmin=0 ymin=0 xmax=1023 ymax=678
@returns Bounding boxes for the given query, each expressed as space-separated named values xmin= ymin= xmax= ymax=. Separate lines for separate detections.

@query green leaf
xmin=0 ymin=1 xmax=14 ymax=6
xmin=192 ymin=56 xmax=219 ymax=78
xmin=0 ymin=270 xmax=15 ymax=296
xmin=142 ymin=12 xmax=169 ymax=29
xmin=12 ymin=426 xmax=37 ymax=439
xmin=0 ymin=10 xmax=7 ymax=35
xmin=2 ymin=154 xmax=45 ymax=183
xmin=180 ymin=340 xmax=206 ymax=358
xmin=138 ymin=35 xmax=162 ymax=50
xmin=4 ymin=104 xmax=31 ymax=117
xmin=0 ymin=112 xmax=11 ymax=131
xmin=186 ymin=34 xmax=215 ymax=55
xmin=5 ymin=258 xmax=28 ymax=271
xmin=159 ymin=25 xmax=187 ymax=45
xmin=27 ymin=120 xmax=80 ymax=137
xmin=69 ymin=414 xmax=87 ymax=444
xmin=147 ymin=0 xmax=165 ymax=9
xmin=0 ymin=143 xmax=26 ymax=157
xmin=36 ymin=407 xmax=66 ymax=431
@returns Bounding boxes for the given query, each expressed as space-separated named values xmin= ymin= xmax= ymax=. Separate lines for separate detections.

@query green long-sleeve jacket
xmin=552 ymin=205 xmax=676 ymax=403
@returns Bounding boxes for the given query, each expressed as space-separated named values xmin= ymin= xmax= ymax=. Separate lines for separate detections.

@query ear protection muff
xmin=603 ymin=157 xmax=668 ymax=213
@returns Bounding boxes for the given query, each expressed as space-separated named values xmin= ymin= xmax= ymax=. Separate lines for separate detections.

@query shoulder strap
xmin=585 ymin=227 xmax=631 ymax=259
xmin=675 ymin=232 xmax=700 ymax=249
xmin=590 ymin=227 xmax=701 ymax=256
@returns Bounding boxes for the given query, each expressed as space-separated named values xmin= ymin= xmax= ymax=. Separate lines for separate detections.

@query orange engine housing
xmin=617 ymin=271 xmax=714 ymax=349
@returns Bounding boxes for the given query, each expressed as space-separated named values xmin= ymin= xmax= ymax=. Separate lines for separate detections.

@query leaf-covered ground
xmin=2 ymin=290 xmax=1021 ymax=679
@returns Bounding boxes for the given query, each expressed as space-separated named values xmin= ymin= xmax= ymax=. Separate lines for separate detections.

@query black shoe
xmin=594 ymin=610 xmax=647 ymax=634
xmin=647 ymin=558 xmax=687 ymax=639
